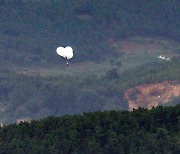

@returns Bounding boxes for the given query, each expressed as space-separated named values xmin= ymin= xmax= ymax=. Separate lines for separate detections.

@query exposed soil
xmin=124 ymin=81 xmax=180 ymax=110
xmin=120 ymin=40 xmax=160 ymax=53
xmin=118 ymin=37 xmax=179 ymax=54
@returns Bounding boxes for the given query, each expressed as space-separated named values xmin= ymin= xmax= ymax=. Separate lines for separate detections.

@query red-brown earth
xmin=124 ymin=81 xmax=180 ymax=110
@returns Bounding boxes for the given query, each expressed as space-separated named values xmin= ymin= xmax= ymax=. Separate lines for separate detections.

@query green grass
xmin=120 ymin=53 xmax=158 ymax=70
xmin=110 ymin=37 xmax=180 ymax=71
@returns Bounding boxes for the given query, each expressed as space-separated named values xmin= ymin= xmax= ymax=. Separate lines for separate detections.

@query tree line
xmin=0 ymin=105 xmax=180 ymax=153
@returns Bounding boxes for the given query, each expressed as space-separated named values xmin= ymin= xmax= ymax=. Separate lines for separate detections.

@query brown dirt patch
xmin=120 ymin=40 xmax=161 ymax=53
xmin=124 ymin=81 xmax=180 ymax=110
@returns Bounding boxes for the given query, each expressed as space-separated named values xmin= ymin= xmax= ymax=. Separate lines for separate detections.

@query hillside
xmin=0 ymin=105 xmax=180 ymax=153
xmin=0 ymin=0 xmax=179 ymax=67
xmin=2 ymin=36 xmax=180 ymax=77
xmin=0 ymin=0 xmax=180 ymax=124
xmin=0 ymin=0 xmax=179 ymax=74
xmin=0 ymin=59 xmax=179 ymax=124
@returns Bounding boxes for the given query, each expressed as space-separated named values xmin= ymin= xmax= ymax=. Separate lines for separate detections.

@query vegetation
xmin=0 ymin=0 xmax=179 ymax=123
xmin=0 ymin=0 xmax=179 ymax=66
xmin=0 ymin=105 xmax=180 ymax=153
xmin=0 ymin=59 xmax=179 ymax=124
xmin=0 ymin=1 xmax=179 ymax=152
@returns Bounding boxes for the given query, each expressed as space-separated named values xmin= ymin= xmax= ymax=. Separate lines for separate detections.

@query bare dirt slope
xmin=124 ymin=81 xmax=180 ymax=110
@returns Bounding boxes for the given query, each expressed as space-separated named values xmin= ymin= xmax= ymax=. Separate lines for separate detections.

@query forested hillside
xmin=0 ymin=105 xmax=180 ymax=153
xmin=0 ymin=1 xmax=180 ymax=152
xmin=0 ymin=0 xmax=179 ymax=65
xmin=0 ymin=59 xmax=179 ymax=124
xmin=0 ymin=0 xmax=179 ymax=124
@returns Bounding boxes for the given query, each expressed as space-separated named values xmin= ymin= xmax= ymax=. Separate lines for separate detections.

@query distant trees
xmin=105 ymin=68 xmax=119 ymax=80
xmin=0 ymin=0 xmax=179 ymax=65
xmin=0 ymin=58 xmax=179 ymax=124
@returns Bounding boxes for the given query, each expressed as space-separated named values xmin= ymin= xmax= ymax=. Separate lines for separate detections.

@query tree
xmin=105 ymin=68 xmax=119 ymax=80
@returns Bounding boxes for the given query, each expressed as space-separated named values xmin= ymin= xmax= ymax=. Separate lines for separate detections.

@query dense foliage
xmin=0 ymin=59 xmax=179 ymax=123
xmin=0 ymin=105 xmax=180 ymax=153
xmin=0 ymin=0 xmax=179 ymax=65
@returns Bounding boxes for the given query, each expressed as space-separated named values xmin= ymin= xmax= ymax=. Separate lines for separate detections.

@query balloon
xmin=56 ymin=46 xmax=73 ymax=60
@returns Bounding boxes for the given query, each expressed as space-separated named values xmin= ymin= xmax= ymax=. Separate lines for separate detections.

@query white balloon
xmin=56 ymin=46 xmax=73 ymax=60
xmin=56 ymin=47 xmax=66 ymax=58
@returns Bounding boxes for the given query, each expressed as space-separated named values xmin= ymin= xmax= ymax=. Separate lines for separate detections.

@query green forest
xmin=0 ymin=0 xmax=179 ymax=124
xmin=0 ymin=59 xmax=179 ymax=123
xmin=0 ymin=105 xmax=180 ymax=153
xmin=0 ymin=0 xmax=179 ymax=65
xmin=0 ymin=0 xmax=180 ymax=153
